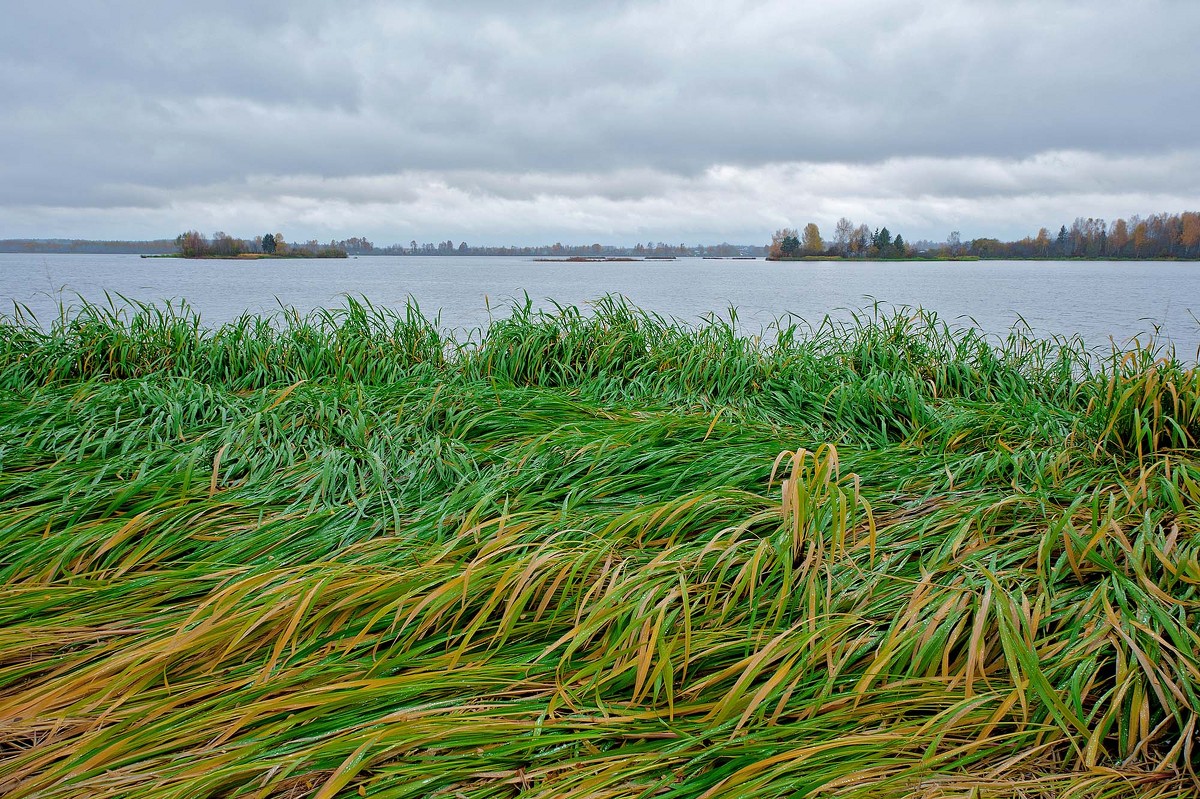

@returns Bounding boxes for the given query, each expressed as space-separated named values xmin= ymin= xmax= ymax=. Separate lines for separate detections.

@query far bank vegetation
xmin=768 ymin=210 xmax=1200 ymax=261
xmin=173 ymin=231 xmax=348 ymax=259
xmin=768 ymin=220 xmax=916 ymax=260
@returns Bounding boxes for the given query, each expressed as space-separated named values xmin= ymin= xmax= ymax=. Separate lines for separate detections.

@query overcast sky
xmin=2 ymin=0 xmax=1197 ymax=245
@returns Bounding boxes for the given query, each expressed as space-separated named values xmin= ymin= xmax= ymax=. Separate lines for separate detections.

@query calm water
xmin=2 ymin=254 xmax=1198 ymax=361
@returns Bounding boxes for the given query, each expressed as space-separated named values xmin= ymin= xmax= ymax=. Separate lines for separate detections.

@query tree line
xmin=9 ymin=211 xmax=1199 ymax=260
xmin=3 ymin=236 xmax=763 ymax=258
xmin=969 ymin=212 xmax=1200 ymax=259
xmin=0 ymin=238 xmax=178 ymax=255
xmin=342 ymin=240 xmax=763 ymax=257
xmin=172 ymin=234 xmax=762 ymax=259
xmin=768 ymin=210 xmax=1200 ymax=260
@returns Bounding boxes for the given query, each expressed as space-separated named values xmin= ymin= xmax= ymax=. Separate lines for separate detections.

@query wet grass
xmin=1 ymin=296 xmax=1198 ymax=797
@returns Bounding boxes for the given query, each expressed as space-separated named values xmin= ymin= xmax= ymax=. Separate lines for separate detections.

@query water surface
xmin=3 ymin=254 xmax=1198 ymax=360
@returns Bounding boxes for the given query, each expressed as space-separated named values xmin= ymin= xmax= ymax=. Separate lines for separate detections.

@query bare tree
xmin=833 ymin=217 xmax=854 ymax=256
xmin=947 ymin=231 xmax=962 ymax=255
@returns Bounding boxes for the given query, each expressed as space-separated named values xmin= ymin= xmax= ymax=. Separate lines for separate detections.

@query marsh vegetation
xmin=0 ymin=297 xmax=1197 ymax=797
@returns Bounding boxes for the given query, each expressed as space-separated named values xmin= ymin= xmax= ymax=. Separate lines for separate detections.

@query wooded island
xmin=767 ymin=210 xmax=1200 ymax=260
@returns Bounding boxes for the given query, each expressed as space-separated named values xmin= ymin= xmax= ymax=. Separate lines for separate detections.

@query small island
xmin=151 ymin=231 xmax=348 ymax=259
xmin=766 ymin=223 xmax=979 ymax=261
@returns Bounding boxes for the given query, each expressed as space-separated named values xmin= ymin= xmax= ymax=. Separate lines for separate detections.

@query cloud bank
xmin=3 ymin=0 xmax=1197 ymax=243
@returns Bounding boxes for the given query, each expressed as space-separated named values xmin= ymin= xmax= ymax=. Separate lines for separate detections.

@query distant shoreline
xmin=2 ymin=248 xmax=1198 ymax=262
xmin=766 ymin=255 xmax=982 ymax=262
xmin=534 ymin=256 xmax=641 ymax=262
xmin=140 ymin=253 xmax=349 ymax=260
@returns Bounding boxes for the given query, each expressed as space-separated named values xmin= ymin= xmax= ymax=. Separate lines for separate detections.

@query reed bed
xmin=0 ymin=297 xmax=1197 ymax=798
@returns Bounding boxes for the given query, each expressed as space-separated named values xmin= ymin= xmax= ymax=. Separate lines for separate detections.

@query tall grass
xmin=0 ymin=296 xmax=1197 ymax=797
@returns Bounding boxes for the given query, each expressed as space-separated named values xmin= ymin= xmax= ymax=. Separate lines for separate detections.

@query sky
xmin=2 ymin=0 xmax=1198 ymax=246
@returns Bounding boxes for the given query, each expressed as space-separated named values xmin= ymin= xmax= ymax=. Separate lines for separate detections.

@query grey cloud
xmin=1 ymin=1 xmax=1197 ymax=239
xmin=7 ymin=150 xmax=1196 ymax=245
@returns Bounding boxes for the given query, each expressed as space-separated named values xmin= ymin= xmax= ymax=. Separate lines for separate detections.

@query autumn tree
xmin=174 ymin=230 xmax=208 ymax=257
xmin=1104 ymin=219 xmax=1126 ymax=256
xmin=970 ymin=238 xmax=1004 ymax=258
xmin=1035 ymin=227 xmax=1051 ymax=256
xmin=1160 ymin=213 xmax=1183 ymax=257
xmin=208 ymin=232 xmax=243 ymax=256
xmin=1182 ymin=212 xmax=1200 ymax=257
xmin=769 ymin=227 xmax=800 ymax=259
xmin=1132 ymin=221 xmax=1149 ymax=257
xmin=852 ymin=224 xmax=870 ymax=257
xmin=801 ymin=223 xmax=823 ymax=255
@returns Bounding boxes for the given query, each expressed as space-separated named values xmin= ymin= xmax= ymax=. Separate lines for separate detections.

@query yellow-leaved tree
xmin=801 ymin=223 xmax=824 ymax=255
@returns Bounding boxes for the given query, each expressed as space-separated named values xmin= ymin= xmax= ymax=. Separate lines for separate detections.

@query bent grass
xmin=0 ymin=297 xmax=1197 ymax=797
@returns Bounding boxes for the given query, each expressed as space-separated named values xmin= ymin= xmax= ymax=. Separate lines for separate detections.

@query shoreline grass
xmin=1 ymin=297 xmax=1197 ymax=797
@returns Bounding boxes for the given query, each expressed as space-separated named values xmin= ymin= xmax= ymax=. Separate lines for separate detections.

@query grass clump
xmin=0 ymin=296 xmax=1197 ymax=798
